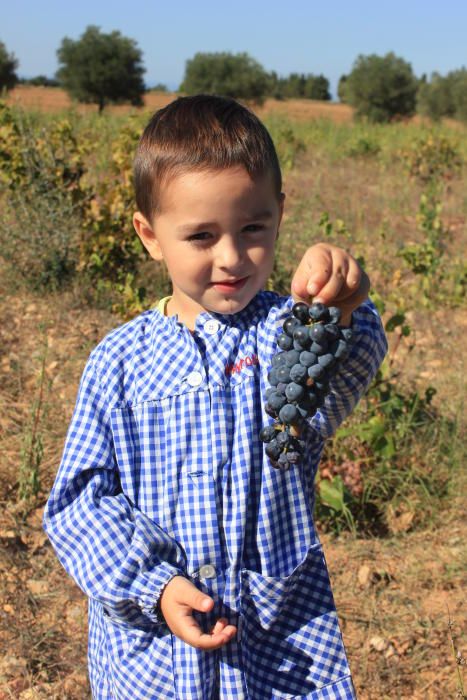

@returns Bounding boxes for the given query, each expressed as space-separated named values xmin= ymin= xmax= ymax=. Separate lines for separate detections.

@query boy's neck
xmin=166 ymin=296 xmax=206 ymax=332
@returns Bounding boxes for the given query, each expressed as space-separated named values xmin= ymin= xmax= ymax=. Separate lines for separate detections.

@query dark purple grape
xmin=276 ymin=431 xmax=291 ymax=448
xmin=309 ymin=324 xmax=327 ymax=344
xmin=276 ymin=453 xmax=291 ymax=470
xmin=272 ymin=351 xmax=287 ymax=368
xmin=285 ymin=350 xmax=300 ymax=367
xmin=318 ymin=353 xmax=336 ymax=369
xmin=265 ymin=439 xmax=282 ymax=460
xmin=285 ymin=450 xmax=301 ymax=465
xmin=283 ymin=317 xmax=301 ymax=337
xmin=308 ymin=364 xmax=325 ymax=380
xmin=324 ymin=323 xmax=340 ymax=341
xmin=293 ymin=325 xmax=310 ymax=348
xmin=277 ymin=333 xmax=293 ymax=351
xmin=290 ymin=363 xmax=307 ymax=384
xmin=277 ymin=365 xmax=291 ymax=383
xmin=309 ymin=303 xmax=329 ymax=322
xmin=310 ymin=340 xmax=328 ymax=355
xmin=279 ymin=404 xmax=299 ymax=424
xmin=292 ymin=302 xmax=310 ymax=323
xmin=293 ymin=339 xmax=305 ymax=351
xmin=265 ymin=387 xmax=276 ymax=399
xmin=259 ymin=425 xmax=277 ymax=443
xmin=267 ymin=392 xmax=287 ymax=412
xmin=299 ymin=351 xmax=317 ymax=367
xmin=276 ymin=382 xmax=287 ymax=394
xmin=340 ymin=327 xmax=354 ymax=342
xmin=285 ymin=382 xmax=305 ymax=402
xmin=328 ymin=306 xmax=341 ymax=324
xmin=265 ymin=404 xmax=278 ymax=418
xmin=268 ymin=368 xmax=279 ymax=386
xmin=334 ymin=339 xmax=350 ymax=360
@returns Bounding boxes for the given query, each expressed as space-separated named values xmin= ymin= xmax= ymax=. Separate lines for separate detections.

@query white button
xmin=186 ymin=370 xmax=203 ymax=387
xmin=199 ymin=564 xmax=216 ymax=579
xmin=205 ymin=319 xmax=220 ymax=335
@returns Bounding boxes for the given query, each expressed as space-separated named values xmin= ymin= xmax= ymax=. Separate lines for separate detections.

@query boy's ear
xmin=133 ymin=211 xmax=163 ymax=261
xmin=277 ymin=192 xmax=286 ymax=236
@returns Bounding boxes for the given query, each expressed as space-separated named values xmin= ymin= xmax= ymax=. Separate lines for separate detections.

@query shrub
xmin=401 ymin=132 xmax=462 ymax=183
xmin=345 ymin=52 xmax=418 ymax=123
xmin=0 ymin=103 xmax=88 ymax=290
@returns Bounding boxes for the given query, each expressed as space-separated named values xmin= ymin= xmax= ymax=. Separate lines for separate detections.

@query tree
xmin=417 ymin=72 xmax=455 ymax=121
xmin=180 ymin=52 xmax=270 ymax=102
xmin=417 ymin=68 xmax=467 ymax=123
xmin=303 ymin=74 xmax=331 ymax=101
xmin=56 ymin=26 xmax=145 ymax=112
xmin=0 ymin=40 xmax=18 ymax=91
xmin=345 ymin=52 xmax=417 ymax=122
xmin=337 ymin=75 xmax=349 ymax=103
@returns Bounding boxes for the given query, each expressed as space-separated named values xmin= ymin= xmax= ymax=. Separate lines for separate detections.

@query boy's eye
xmin=188 ymin=232 xmax=212 ymax=242
xmin=243 ymin=224 xmax=265 ymax=233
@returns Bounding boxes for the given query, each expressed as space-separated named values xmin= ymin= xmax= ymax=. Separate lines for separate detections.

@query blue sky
xmin=2 ymin=0 xmax=466 ymax=98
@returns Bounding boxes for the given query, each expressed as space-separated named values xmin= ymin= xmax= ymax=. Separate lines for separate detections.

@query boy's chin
xmin=206 ymin=294 xmax=255 ymax=316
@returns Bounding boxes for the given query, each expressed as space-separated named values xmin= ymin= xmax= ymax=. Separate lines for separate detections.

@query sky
xmin=2 ymin=0 xmax=466 ymax=98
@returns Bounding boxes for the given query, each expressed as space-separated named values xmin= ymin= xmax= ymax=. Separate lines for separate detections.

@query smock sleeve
xmin=310 ymin=298 xmax=388 ymax=439
xmin=43 ymin=355 xmax=186 ymax=627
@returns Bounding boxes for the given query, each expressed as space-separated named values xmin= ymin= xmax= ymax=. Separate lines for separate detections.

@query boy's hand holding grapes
xmin=291 ymin=243 xmax=370 ymax=326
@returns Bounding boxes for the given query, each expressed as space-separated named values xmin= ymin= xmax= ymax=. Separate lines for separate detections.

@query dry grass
xmin=6 ymin=85 xmax=354 ymax=122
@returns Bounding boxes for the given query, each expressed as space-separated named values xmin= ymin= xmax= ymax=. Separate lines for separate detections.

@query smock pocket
xmin=103 ymin=607 xmax=177 ymax=700
xmin=240 ymin=545 xmax=354 ymax=699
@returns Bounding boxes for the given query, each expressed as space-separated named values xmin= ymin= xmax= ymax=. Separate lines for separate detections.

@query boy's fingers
xmin=189 ymin=625 xmax=237 ymax=651
xmin=211 ymin=618 xmax=229 ymax=635
xmin=312 ymin=265 xmax=347 ymax=304
xmin=176 ymin=579 xmax=214 ymax=613
xmin=291 ymin=248 xmax=332 ymax=301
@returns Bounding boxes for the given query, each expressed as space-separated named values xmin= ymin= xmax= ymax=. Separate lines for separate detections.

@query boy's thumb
xmin=189 ymin=587 xmax=214 ymax=613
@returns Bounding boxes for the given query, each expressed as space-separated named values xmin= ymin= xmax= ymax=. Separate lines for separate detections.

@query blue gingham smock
xmin=43 ymin=291 xmax=387 ymax=700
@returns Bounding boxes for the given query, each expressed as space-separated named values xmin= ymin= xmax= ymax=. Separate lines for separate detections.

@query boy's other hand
xmin=291 ymin=243 xmax=370 ymax=326
xmin=160 ymin=576 xmax=237 ymax=650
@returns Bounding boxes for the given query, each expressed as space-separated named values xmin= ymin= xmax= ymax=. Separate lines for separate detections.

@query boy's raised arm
xmin=43 ymin=356 xmax=185 ymax=627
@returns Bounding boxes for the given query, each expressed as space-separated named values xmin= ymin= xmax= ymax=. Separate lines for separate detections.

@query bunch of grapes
xmin=260 ymin=301 xmax=353 ymax=470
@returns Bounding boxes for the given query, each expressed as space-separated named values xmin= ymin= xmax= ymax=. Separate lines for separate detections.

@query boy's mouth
xmin=211 ymin=277 xmax=249 ymax=292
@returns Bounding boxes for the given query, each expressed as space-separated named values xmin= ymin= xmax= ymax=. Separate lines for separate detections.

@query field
xmin=0 ymin=88 xmax=465 ymax=699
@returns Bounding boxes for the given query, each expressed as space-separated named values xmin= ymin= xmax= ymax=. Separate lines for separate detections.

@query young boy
xmin=43 ymin=95 xmax=387 ymax=699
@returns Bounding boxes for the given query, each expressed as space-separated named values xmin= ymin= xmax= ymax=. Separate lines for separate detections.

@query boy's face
xmin=134 ymin=166 xmax=284 ymax=329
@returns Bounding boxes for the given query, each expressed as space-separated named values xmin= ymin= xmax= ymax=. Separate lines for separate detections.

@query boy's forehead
xmin=158 ymin=165 xmax=279 ymax=211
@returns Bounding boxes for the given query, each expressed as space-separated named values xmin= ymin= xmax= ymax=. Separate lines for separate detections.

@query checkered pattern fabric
xmin=44 ymin=292 xmax=387 ymax=699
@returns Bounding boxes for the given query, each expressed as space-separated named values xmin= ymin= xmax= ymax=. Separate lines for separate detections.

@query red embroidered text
xmin=225 ymin=354 xmax=259 ymax=376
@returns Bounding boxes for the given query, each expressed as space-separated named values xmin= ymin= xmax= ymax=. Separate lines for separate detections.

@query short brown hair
xmin=134 ymin=94 xmax=282 ymax=221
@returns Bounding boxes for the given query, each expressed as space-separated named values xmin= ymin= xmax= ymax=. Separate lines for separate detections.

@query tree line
xmin=1 ymin=26 xmax=466 ymax=123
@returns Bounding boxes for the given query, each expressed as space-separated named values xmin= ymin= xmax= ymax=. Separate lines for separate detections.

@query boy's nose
xmin=217 ymin=239 xmax=244 ymax=271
